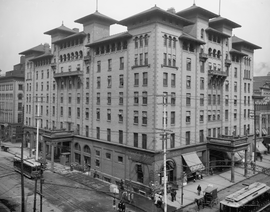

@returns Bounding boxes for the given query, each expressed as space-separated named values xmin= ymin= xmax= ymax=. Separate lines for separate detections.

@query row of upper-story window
xmin=97 ymin=57 xmax=124 ymax=72
xmin=33 ymin=58 xmax=51 ymax=67
xmin=243 ymin=57 xmax=252 ymax=66
xmin=59 ymin=37 xmax=84 ymax=50
xmin=0 ymin=93 xmax=13 ymax=100
xmin=135 ymin=34 xmax=149 ymax=48
xmin=35 ymin=69 xmax=50 ymax=80
xmin=95 ymin=40 xmax=128 ymax=56
xmin=59 ymin=51 xmax=83 ymax=63
xmin=0 ymin=84 xmax=13 ymax=91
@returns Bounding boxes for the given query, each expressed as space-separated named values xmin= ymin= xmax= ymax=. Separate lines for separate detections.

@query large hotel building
xmin=20 ymin=4 xmax=261 ymax=191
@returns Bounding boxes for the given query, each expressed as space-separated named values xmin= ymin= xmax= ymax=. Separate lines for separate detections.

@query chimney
xmin=43 ymin=43 xmax=50 ymax=53
xmin=167 ymin=7 xmax=176 ymax=14
xmin=73 ymin=28 xmax=79 ymax=33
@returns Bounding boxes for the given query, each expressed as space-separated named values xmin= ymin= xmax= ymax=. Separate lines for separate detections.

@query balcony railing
xmin=208 ymin=69 xmax=228 ymax=77
xmin=54 ymin=70 xmax=83 ymax=79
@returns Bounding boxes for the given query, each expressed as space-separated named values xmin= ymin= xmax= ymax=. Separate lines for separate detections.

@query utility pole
xmin=253 ymin=100 xmax=257 ymax=174
xmin=36 ymin=99 xmax=40 ymax=161
xmin=21 ymin=106 xmax=25 ymax=212
xmin=33 ymin=174 xmax=38 ymax=212
xmin=163 ymin=98 xmax=167 ymax=212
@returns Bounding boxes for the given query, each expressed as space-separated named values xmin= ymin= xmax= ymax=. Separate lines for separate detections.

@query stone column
xmin=30 ymin=132 xmax=34 ymax=157
xmin=51 ymin=142 xmax=55 ymax=172
xmin=206 ymin=148 xmax=210 ymax=176
xmin=244 ymin=149 xmax=248 ymax=177
xmin=231 ymin=152 xmax=235 ymax=183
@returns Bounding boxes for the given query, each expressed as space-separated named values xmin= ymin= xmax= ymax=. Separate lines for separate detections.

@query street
xmin=0 ymin=150 xmax=143 ymax=212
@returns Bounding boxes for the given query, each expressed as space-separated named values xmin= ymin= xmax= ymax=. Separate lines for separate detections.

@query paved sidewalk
xmin=3 ymin=141 xmax=270 ymax=211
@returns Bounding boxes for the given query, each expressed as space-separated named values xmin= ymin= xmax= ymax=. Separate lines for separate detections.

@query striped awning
xmin=262 ymin=129 xmax=267 ymax=135
xmin=256 ymin=141 xmax=267 ymax=153
xmin=182 ymin=152 xmax=205 ymax=173
xmin=256 ymin=129 xmax=260 ymax=134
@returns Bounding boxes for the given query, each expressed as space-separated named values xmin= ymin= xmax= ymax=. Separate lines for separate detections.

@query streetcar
xmin=13 ymin=155 xmax=42 ymax=178
xmin=220 ymin=182 xmax=270 ymax=212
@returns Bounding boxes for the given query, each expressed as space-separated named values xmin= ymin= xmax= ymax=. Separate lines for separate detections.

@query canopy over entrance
xmin=182 ymin=152 xmax=205 ymax=173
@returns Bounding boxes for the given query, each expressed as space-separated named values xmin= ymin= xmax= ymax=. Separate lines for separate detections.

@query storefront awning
xmin=256 ymin=141 xmax=267 ymax=153
xmin=226 ymin=152 xmax=242 ymax=162
xmin=256 ymin=129 xmax=260 ymax=134
xmin=182 ymin=152 xmax=205 ymax=173
xmin=262 ymin=129 xmax=267 ymax=135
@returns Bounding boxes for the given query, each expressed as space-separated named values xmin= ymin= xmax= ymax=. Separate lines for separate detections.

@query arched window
xmin=79 ymin=51 xmax=83 ymax=58
xmin=134 ymin=37 xmax=138 ymax=49
xmin=139 ymin=36 xmax=143 ymax=47
xmin=164 ymin=35 xmax=167 ymax=46
xmin=144 ymin=35 xmax=148 ymax=46
xmin=60 ymin=55 xmax=63 ymax=62
xmin=83 ymin=145 xmax=91 ymax=154
xmin=168 ymin=36 xmax=172 ymax=47
xmin=183 ymin=41 xmax=188 ymax=50
xmin=63 ymin=54 xmax=66 ymax=62
xmin=75 ymin=143 xmax=81 ymax=151
xmin=71 ymin=52 xmax=74 ymax=60
xmin=217 ymin=50 xmax=221 ymax=59
xmin=75 ymin=52 xmax=78 ymax=59
xmin=208 ymin=48 xmax=212 ymax=56
xmin=201 ymin=29 xmax=204 ymax=39
xmin=213 ymin=49 xmax=216 ymax=57
xmin=67 ymin=53 xmax=70 ymax=61
xmin=189 ymin=43 xmax=194 ymax=52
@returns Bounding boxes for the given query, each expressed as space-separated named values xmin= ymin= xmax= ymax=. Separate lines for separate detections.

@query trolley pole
xmin=33 ymin=174 xmax=38 ymax=212
xmin=40 ymin=177 xmax=44 ymax=212
xmin=163 ymin=102 xmax=167 ymax=212
xmin=253 ymin=100 xmax=257 ymax=174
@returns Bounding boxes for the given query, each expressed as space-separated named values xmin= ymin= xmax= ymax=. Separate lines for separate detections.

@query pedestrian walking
xmin=122 ymin=202 xmax=126 ymax=212
xmin=197 ymin=184 xmax=202 ymax=196
xmin=118 ymin=200 xmax=122 ymax=212
xmin=112 ymin=197 xmax=116 ymax=210
xmin=173 ymin=190 xmax=177 ymax=201
xmin=171 ymin=191 xmax=174 ymax=202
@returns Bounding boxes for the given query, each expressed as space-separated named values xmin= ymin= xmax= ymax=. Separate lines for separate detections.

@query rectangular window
xmin=225 ymin=110 xmax=229 ymax=120
xmin=225 ymin=95 xmax=229 ymax=105
xmin=170 ymin=133 xmax=175 ymax=148
xmin=120 ymin=57 xmax=124 ymax=70
xmin=199 ymin=130 xmax=204 ymax=143
xmin=163 ymin=73 xmax=168 ymax=87
xmin=217 ymin=95 xmax=220 ymax=105
xmin=186 ymin=111 xmax=191 ymax=123
xmin=107 ymin=76 xmax=112 ymax=88
xmin=96 ymin=127 xmax=100 ymax=139
xmin=96 ymin=108 xmax=100 ymax=120
xmin=118 ymin=156 xmax=123 ymax=163
xmin=213 ymin=95 xmax=216 ymax=105
xmin=186 ymin=76 xmax=191 ymax=88
xmin=97 ymin=61 xmax=101 ymax=72
xmin=134 ymin=133 xmax=138 ymax=147
xmin=234 ymin=67 xmax=237 ymax=78
xmin=108 ymin=59 xmax=112 ymax=71
xmin=107 ymin=109 xmax=111 ymax=121
xmin=142 ymin=91 xmax=148 ymax=105
xmin=200 ymin=77 xmax=204 ymax=89
xmin=77 ymin=107 xmax=80 ymax=118
xmin=200 ymin=110 xmax=204 ymax=122
xmin=134 ymin=73 xmax=139 ymax=86
xmin=107 ymin=92 xmax=111 ymax=105
xmin=119 ymin=92 xmax=123 ymax=105
xmin=186 ymin=93 xmax=191 ymax=106
xmin=186 ymin=58 xmax=191 ymax=71
xmin=96 ymin=93 xmax=100 ymax=105
xmin=142 ymin=111 xmax=147 ymax=125
xmin=139 ymin=53 xmax=143 ymax=65
xmin=97 ymin=77 xmax=101 ymax=89
xmin=200 ymin=94 xmax=204 ymax=106
xmin=119 ymin=74 xmax=124 ymax=87
xmin=163 ymin=53 xmax=167 ymax=66
xmin=144 ymin=53 xmax=148 ymax=65
xmin=134 ymin=54 xmax=138 ymax=66
xmin=171 ymin=111 xmax=175 ymax=125
xmin=171 ymin=92 xmax=176 ymax=105
xmin=143 ymin=72 xmax=148 ymax=86
xmin=119 ymin=130 xmax=123 ymax=144
xmin=107 ymin=129 xmax=111 ymax=141
xmin=142 ymin=134 xmax=147 ymax=149
xmin=171 ymin=74 xmax=176 ymax=87
xmin=186 ymin=131 xmax=190 ymax=145
xmin=208 ymin=94 xmax=211 ymax=105
xmin=134 ymin=111 xmax=138 ymax=124
xmin=234 ymin=95 xmax=237 ymax=105
xmin=85 ymin=108 xmax=89 ymax=120
xmin=134 ymin=92 xmax=139 ymax=105
xmin=118 ymin=110 xmax=123 ymax=122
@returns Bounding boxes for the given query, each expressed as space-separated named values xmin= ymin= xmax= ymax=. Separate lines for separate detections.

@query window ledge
xmin=132 ymin=64 xmax=150 ymax=69
xmin=161 ymin=65 xmax=179 ymax=70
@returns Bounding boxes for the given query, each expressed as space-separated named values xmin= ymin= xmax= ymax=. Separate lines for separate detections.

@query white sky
xmin=0 ymin=0 xmax=269 ymax=75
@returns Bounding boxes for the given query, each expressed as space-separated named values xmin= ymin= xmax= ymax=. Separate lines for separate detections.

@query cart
xmin=203 ymin=185 xmax=218 ymax=208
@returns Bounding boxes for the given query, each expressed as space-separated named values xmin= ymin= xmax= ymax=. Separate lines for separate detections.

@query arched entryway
xmin=159 ymin=159 xmax=176 ymax=184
